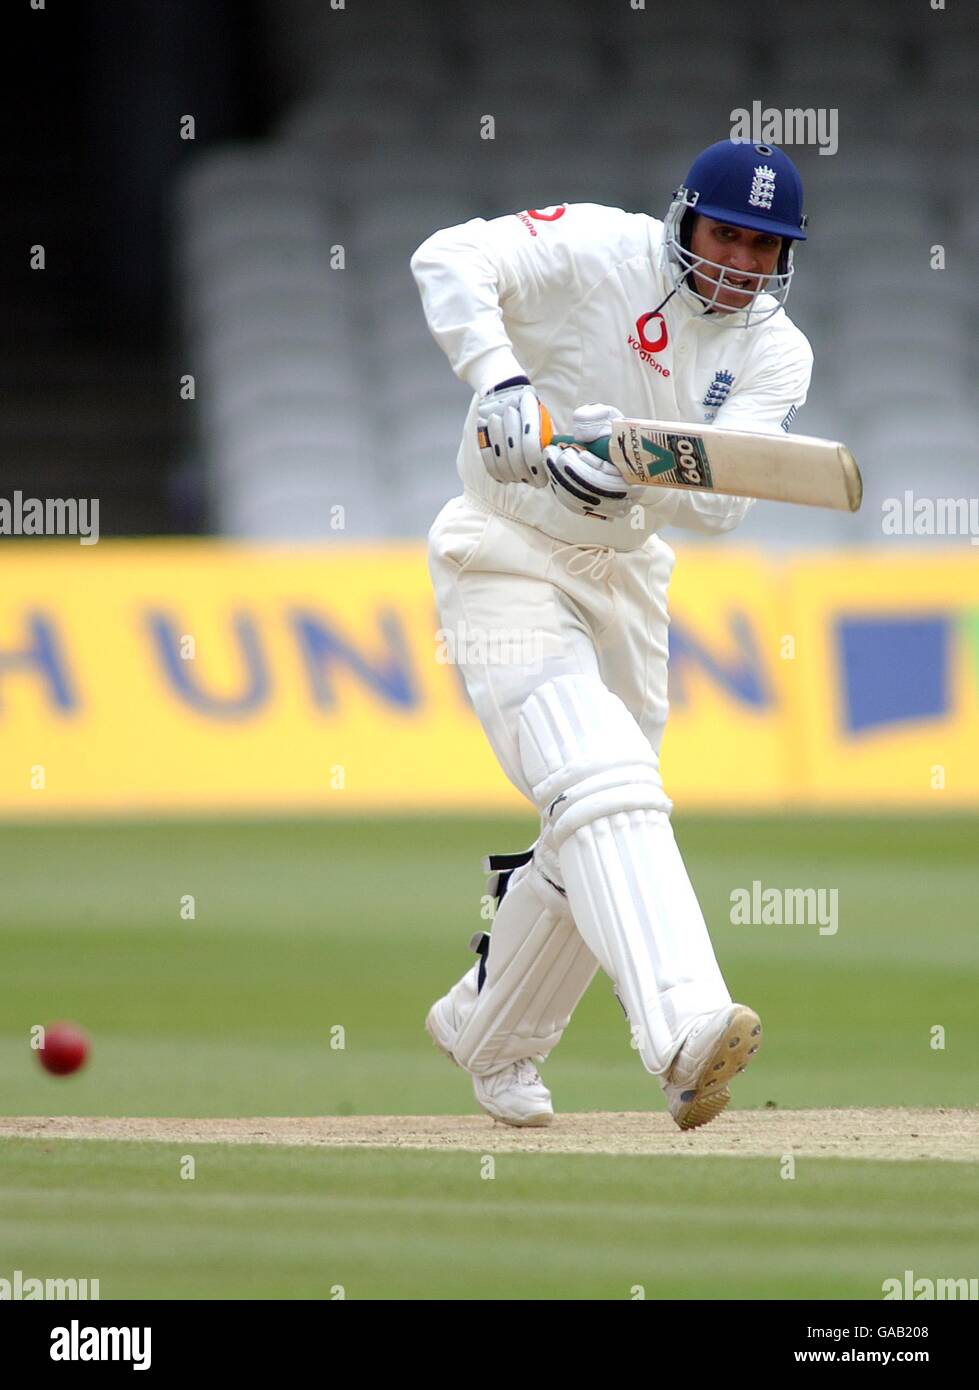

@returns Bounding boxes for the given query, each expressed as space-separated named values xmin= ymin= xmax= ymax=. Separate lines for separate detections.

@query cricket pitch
xmin=2 ymin=1107 xmax=977 ymax=1162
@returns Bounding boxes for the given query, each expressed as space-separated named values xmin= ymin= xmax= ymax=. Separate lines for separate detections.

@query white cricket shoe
xmin=425 ymin=964 xmax=480 ymax=1062
xmin=425 ymin=972 xmax=554 ymax=1128
xmin=662 ymin=1003 xmax=762 ymax=1131
xmin=472 ymin=1060 xmax=554 ymax=1128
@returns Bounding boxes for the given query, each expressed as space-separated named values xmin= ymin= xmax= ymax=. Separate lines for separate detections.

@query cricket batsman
xmin=410 ymin=139 xmax=812 ymax=1130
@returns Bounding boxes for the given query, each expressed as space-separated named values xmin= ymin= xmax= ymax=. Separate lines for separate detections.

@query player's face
xmin=688 ymin=216 xmax=783 ymax=312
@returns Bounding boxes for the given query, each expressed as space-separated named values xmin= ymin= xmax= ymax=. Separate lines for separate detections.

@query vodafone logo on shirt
xmin=516 ymin=205 xmax=567 ymax=236
xmin=628 ymin=311 xmax=671 ymax=377
xmin=635 ymin=312 xmax=668 ymax=352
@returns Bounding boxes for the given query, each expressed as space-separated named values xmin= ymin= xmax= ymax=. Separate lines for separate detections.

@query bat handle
xmin=539 ymin=404 xmax=611 ymax=463
xmin=480 ymin=402 xmax=610 ymax=464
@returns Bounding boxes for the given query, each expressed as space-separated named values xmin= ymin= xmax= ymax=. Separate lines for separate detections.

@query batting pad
xmin=451 ymin=856 xmax=599 ymax=1075
xmin=518 ymin=675 xmax=730 ymax=1074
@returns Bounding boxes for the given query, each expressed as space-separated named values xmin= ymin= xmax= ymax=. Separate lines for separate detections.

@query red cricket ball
xmin=37 ymin=1021 xmax=90 ymax=1076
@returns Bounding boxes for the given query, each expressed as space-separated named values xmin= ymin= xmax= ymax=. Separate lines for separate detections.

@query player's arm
xmin=669 ymin=330 xmax=814 ymax=533
xmin=411 ymin=206 xmax=629 ymax=492
xmin=409 ymin=206 xmax=588 ymax=393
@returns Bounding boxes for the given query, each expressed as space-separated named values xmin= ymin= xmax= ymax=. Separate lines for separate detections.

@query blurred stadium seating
xmin=152 ymin=1 xmax=979 ymax=542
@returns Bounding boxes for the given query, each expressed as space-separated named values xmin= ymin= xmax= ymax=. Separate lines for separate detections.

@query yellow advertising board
xmin=786 ymin=553 xmax=979 ymax=806
xmin=0 ymin=541 xmax=976 ymax=816
xmin=659 ymin=549 xmax=794 ymax=808
xmin=0 ymin=542 xmax=520 ymax=815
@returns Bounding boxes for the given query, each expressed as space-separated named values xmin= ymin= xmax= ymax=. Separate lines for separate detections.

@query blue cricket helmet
xmin=661 ymin=139 xmax=808 ymax=326
xmin=681 ymin=139 xmax=807 ymax=241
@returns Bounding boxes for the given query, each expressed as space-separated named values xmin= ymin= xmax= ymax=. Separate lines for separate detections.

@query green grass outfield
xmin=1 ymin=814 xmax=977 ymax=1298
xmin=3 ymin=1140 xmax=978 ymax=1300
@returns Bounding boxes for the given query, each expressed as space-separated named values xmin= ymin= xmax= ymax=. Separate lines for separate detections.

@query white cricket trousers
xmin=427 ymin=490 xmax=731 ymax=1074
xmin=428 ymin=491 xmax=674 ymax=802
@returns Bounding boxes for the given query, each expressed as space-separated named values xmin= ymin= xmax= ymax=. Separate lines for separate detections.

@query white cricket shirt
xmin=411 ymin=202 xmax=814 ymax=551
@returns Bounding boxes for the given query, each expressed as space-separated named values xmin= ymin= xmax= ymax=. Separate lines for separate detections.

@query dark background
xmin=4 ymin=0 xmax=976 ymax=538
xmin=5 ymin=0 xmax=271 ymax=531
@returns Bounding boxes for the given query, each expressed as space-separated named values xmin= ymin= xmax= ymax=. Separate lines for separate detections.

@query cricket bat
xmin=534 ymin=408 xmax=862 ymax=512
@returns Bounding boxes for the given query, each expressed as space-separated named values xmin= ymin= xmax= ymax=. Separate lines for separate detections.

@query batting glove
xmin=544 ymin=403 xmax=646 ymax=520
xmin=476 ymin=376 xmax=550 ymax=488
